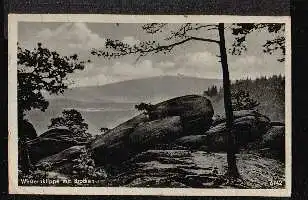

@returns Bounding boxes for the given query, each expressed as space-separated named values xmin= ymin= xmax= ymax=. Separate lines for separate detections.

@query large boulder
xmin=129 ymin=116 xmax=183 ymax=150
xmin=206 ymin=111 xmax=271 ymax=151
xmin=91 ymin=95 xmax=214 ymax=166
xmin=92 ymin=116 xmax=183 ymax=166
xmin=258 ymin=125 xmax=285 ymax=160
xmin=91 ymin=114 xmax=148 ymax=150
xmin=27 ymin=128 xmax=88 ymax=164
xmin=36 ymin=145 xmax=87 ymax=174
xmin=175 ymin=110 xmax=271 ymax=152
xmin=261 ymin=126 xmax=285 ymax=148
xmin=150 ymin=95 xmax=214 ymax=133
xmin=212 ymin=110 xmax=270 ymax=126
xmin=91 ymin=114 xmax=149 ymax=166
xmin=173 ymin=135 xmax=208 ymax=150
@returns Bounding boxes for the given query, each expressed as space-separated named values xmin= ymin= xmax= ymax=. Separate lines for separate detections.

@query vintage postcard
xmin=8 ymin=14 xmax=291 ymax=196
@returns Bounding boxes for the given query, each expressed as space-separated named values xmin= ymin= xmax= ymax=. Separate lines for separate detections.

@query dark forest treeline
xmin=205 ymin=75 xmax=285 ymax=122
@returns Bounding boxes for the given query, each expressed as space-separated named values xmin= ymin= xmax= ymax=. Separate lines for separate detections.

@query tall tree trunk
xmin=218 ymin=23 xmax=240 ymax=178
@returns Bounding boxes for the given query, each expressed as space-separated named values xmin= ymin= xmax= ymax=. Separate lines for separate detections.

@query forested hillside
xmin=208 ymin=75 xmax=285 ymax=122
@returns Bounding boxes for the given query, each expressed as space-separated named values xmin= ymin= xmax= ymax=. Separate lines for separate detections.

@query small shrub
xmin=231 ymin=90 xmax=260 ymax=111
xmin=48 ymin=109 xmax=91 ymax=142
xmin=135 ymin=102 xmax=156 ymax=116
xmin=71 ymin=150 xmax=107 ymax=180
xmin=99 ymin=127 xmax=109 ymax=134
xmin=204 ymin=85 xmax=218 ymax=97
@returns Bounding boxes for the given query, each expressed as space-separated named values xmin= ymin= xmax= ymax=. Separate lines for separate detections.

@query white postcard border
xmin=8 ymin=14 xmax=292 ymax=196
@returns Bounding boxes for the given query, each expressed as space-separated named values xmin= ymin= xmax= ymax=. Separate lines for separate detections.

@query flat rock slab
xmin=107 ymin=150 xmax=285 ymax=189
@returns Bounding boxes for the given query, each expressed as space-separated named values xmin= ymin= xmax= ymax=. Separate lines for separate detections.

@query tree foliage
xmin=71 ymin=150 xmax=107 ymax=181
xmin=204 ymin=85 xmax=218 ymax=97
xmin=99 ymin=127 xmax=109 ymax=134
xmin=231 ymin=90 xmax=260 ymax=111
xmin=216 ymin=75 xmax=285 ymax=121
xmin=135 ymin=102 xmax=156 ymax=116
xmin=18 ymin=43 xmax=87 ymax=118
xmin=48 ymin=109 xmax=91 ymax=140
xmin=231 ymin=23 xmax=285 ymax=62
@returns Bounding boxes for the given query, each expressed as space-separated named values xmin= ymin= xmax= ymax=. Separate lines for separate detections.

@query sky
xmin=18 ymin=22 xmax=285 ymax=87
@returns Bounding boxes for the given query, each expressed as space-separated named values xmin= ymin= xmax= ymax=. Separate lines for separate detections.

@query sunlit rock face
xmin=90 ymin=95 xmax=214 ymax=166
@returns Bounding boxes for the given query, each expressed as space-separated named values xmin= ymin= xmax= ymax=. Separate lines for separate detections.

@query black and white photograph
xmin=8 ymin=15 xmax=291 ymax=196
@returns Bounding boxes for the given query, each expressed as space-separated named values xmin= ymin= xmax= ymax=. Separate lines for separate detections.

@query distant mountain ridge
xmin=57 ymin=76 xmax=223 ymax=103
xmin=29 ymin=76 xmax=223 ymax=135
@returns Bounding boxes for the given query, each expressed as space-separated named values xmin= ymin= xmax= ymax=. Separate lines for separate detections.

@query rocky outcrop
xmin=258 ymin=125 xmax=285 ymax=160
xmin=174 ymin=135 xmax=209 ymax=150
xmin=128 ymin=116 xmax=183 ymax=150
xmin=150 ymin=95 xmax=214 ymax=133
xmin=27 ymin=128 xmax=88 ymax=164
xmin=206 ymin=110 xmax=271 ymax=151
xmin=174 ymin=110 xmax=285 ymax=161
xmin=20 ymin=93 xmax=286 ymax=189
xmin=90 ymin=114 xmax=149 ymax=166
xmin=174 ymin=110 xmax=271 ymax=152
xmin=212 ymin=110 xmax=270 ymax=126
xmin=261 ymin=126 xmax=285 ymax=148
xmin=36 ymin=145 xmax=87 ymax=174
xmin=91 ymin=95 xmax=214 ymax=166
xmin=91 ymin=114 xmax=149 ymax=150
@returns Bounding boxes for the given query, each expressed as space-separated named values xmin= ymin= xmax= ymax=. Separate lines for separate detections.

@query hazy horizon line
xmin=68 ymin=74 xmax=285 ymax=89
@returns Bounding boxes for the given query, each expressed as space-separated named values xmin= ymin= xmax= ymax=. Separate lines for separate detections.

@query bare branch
xmin=165 ymin=24 xmax=191 ymax=41
xmin=91 ymin=23 xmax=220 ymax=60
xmin=142 ymin=23 xmax=167 ymax=34
xmin=165 ymin=23 xmax=218 ymax=41
xmin=192 ymin=24 xmax=218 ymax=31
xmin=189 ymin=37 xmax=220 ymax=43
xmin=91 ymin=36 xmax=220 ymax=59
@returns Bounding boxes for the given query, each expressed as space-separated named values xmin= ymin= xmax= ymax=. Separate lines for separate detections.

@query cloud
xmin=231 ymin=56 xmax=263 ymax=67
xmin=161 ymin=52 xmax=284 ymax=80
xmin=166 ymin=51 xmax=222 ymax=79
xmin=19 ymin=22 xmax=286 ymax=88
xmin=229 ymin=55 xmax=284 ymax=79
xmin=69 ymin=59 xmax=165 ymax=87
xmin=184 ymin=51 xmax=219 ymax=65
xmin=157 ymin=61 xmax=176 ymax=69
xmin=111 ymin=60 xmax=163 ymax=79
xmin=122 ymin=36 xmax=140 ymax=46
xmin=69 ymin=51 xmax=223 ymax=87
xmin=23 ymin=23 xmax=106 ymax=55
